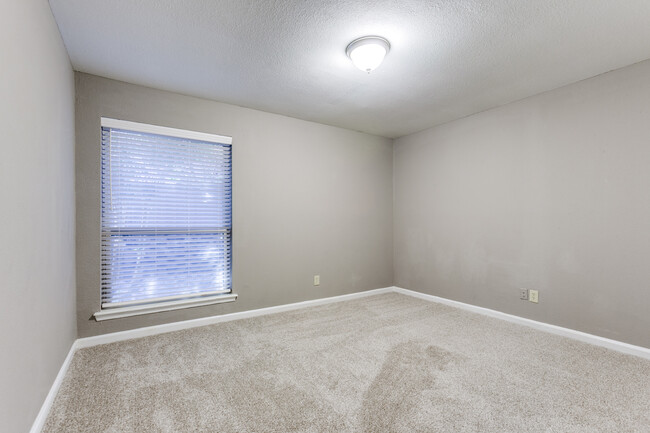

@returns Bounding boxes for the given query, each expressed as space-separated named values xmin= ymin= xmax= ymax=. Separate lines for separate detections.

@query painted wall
xmin=0 ymin=1 xmax=76 ymax=431
xmin=75 ymin=73 xmax=393 ymax=337
xmin=394 ymin=60 xmax=650 ymax=348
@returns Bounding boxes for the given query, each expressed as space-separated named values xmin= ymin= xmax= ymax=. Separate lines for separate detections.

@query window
xmin=94 ymin=118 xmax=235 ymax=321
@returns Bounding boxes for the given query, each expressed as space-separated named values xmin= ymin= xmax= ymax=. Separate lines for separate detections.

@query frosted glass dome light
xmin=346 ymin=36 xmax=390 ymax=73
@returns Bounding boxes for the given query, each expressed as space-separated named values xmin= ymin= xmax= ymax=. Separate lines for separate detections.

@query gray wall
xmin=394 ymin=60 xmax=650 ymax=348
xmin=0 ymin=1 xmax=76 ymax=431
xmin=76 ymin=72 xmax=393 ymax=337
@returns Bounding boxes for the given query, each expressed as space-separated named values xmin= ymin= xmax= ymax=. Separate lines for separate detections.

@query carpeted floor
xmin=44 ymin=293 xmax=650 ymax=432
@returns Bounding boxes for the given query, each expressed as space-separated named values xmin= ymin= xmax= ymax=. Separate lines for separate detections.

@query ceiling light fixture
xmin=346 ymin=36 xmax=390 ymax=73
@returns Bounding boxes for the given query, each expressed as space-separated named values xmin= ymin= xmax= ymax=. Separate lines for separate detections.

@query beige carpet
xmin=44 ymin=293 xmax=650 ymax=432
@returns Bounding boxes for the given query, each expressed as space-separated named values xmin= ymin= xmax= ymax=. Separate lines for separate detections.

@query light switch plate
xmin=313 ymin=275 xmax=320 ymax=286
xmin=529 ymin=289 xmax=539 ymax=303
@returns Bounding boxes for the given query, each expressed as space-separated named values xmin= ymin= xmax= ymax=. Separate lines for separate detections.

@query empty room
xmin=2 ymin=0 xmax=650 ymax=432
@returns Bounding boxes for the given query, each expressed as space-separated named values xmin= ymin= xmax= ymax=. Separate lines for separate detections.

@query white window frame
xmin=93 ymin=118 xmax=236 ymax=321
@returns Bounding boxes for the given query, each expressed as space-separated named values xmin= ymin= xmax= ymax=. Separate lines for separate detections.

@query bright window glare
xmin=101 ymin=127 xmax=232 ymax=307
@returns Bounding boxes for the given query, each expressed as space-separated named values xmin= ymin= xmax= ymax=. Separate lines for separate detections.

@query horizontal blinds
xmin=101 ymin=126 xmax=232 ymax=308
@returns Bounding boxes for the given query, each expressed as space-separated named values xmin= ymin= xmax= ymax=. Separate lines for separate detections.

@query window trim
xmin=100 ymin=117 xmax=232 ymax=144
xmin=94 ymin=117 xmax=235 ymax=321
xmin=94 ymin=293 xmax=238 ymax=321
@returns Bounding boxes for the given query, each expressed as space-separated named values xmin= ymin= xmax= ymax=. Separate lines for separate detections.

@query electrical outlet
xmin=520 ymin=289 xmax=529 ymax=300
xmin=313 ymin=275 xmax=320 ymax=286
xmin=529 ymin=289 xmax=539 ymax=303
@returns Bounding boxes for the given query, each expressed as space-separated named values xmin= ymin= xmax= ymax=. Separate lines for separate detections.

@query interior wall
xmin=394 ymin=60 xmax=650 ymax=348
xmin=0 ymin=1 xmax=76 ymax=431
xmin=75 ymin=72 xmax=393 ymax=337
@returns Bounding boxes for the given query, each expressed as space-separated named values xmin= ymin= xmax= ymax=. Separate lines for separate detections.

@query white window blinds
xmin=100 ymin=119 xmax=232 ymax=309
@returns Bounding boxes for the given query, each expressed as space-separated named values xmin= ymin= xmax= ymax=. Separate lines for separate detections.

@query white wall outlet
xmin=520 ymin=289 xmax=529 ymax=300
xmin=529 ymin=289 xmax=539 ymax=303
xmin=313 ymin=275 xmax=320 ymax=286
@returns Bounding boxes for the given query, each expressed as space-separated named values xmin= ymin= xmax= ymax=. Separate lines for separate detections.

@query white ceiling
xmin=49 ymin=0 xmax=650 ymax=138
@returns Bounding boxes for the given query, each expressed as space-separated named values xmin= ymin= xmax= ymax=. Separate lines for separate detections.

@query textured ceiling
xmin=49 ymin=0 xmax=650 ymax=138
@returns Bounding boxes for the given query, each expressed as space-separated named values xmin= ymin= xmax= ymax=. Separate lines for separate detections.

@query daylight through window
xmin=100 ymin=119 xmax=232 ymax=310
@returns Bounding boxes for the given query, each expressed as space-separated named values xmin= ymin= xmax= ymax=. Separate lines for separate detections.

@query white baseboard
xmin=392 ymin=286 xmax=650 ymax=360
xmin=76 ymin=287 xmax=394 ymax=349
xmin=30 ymin=340 xmax=78 ymax=433
xmin=31 ymin=284 xmax=649 ymax=432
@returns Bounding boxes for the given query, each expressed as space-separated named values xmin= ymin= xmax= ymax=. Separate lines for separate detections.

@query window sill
xmin=93 ymin=293 xmax=238 ymax=321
